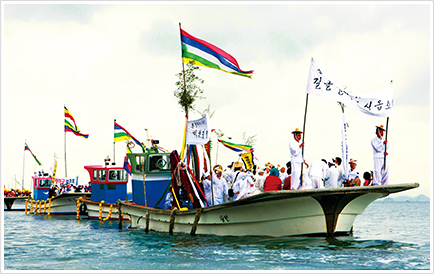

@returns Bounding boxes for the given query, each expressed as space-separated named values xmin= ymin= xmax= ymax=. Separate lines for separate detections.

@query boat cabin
xmin=84 ymin=165 xmax=129 ymax=204
xmin=127 ymin=146 xmax=171 ymax=208
xmin=32 ymin=173 xmax=52 ymax=201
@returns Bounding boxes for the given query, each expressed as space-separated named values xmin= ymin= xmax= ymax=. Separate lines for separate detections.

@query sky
xmin=1 ymin=1 xmax=432 ymax=199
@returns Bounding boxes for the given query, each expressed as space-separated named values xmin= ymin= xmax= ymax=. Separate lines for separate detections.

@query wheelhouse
xmin=127 ymin=146 xmax=172 ymax=208
xmin=32 ymin=174 xmax=52 ymax=201
xmin=84 ymin=165 xmax=129 ymax=204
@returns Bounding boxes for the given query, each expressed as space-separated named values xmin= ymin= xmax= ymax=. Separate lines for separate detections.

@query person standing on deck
xmin=289 ymin=128 xmax=308 ymax=190
xmin=212 ymin=165 xmax=229 ymax=205
xmin=371 ymin=125 xmax=389 ymax=185
xmin=308 ymin=159 xmax=328 ymax=189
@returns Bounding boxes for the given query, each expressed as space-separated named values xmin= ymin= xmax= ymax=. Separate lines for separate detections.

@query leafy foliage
xmin=174 ymin=61 xmax=205 ymax=115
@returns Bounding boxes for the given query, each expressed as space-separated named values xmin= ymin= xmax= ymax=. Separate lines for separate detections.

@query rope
xmin=47 ymin=198 xmax=52 ymax=216
xmin=98 ymin=201 xmax=105 ymax=220
xmin=102 ymin=204 xmax=113 ymax=221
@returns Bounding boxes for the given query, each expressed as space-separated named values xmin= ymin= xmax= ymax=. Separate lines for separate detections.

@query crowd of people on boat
xmin=48 ymin=184 xmax=90 ymax=198
xmin=4 ymin=188 xmax=32 ymax=197
xmin=164 ymin=124 xmax=388 ymax=208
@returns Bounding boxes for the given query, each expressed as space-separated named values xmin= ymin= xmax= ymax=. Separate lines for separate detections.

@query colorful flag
xmin=24 ymin=142 xmax=42 ymax=165
xmin=180 ymin=27 xmax=253 ymax=78
xmin=64 ymin=106 xmax=89 ymax=138
xmin=306 ymin=59 xmax=394 ymax=117
xmin=217 ymin=139 xmax=253 ymax=153
xmin=123 ymin=155 xmax=132 ymax=176
xmin=114 ymin=121 xmax=145 ymax=152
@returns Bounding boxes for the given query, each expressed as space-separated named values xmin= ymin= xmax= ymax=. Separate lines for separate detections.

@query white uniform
xmin=211 ymin=174 xmax=229 ymax=205
xmin=348 ymin=168 xmax=360 ymax=181
xmin=324 ymin=166 xmax=340 ymax=188
xmin=202 ymin=178 xmax=212 ymax=206
xmin=289 ymin=139 xmax=304 ymax=190
xmin=371 ymin=136 xmax=389 ymax=185
xmin=308 ymin=160 xmax=328 ymax=189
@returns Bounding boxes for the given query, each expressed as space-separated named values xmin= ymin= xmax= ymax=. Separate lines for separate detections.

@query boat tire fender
xmin=79 ymin=203 xmax=87 ymax=214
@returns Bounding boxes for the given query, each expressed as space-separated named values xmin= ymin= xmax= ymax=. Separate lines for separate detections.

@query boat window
xmin=39 ymin=179 xmax=52 ymax=187
xmin=148 ymin=154 xmax=170 ymax=172
xmin=98 ymin=169 xmax=107 ymax=181
xmin=108 ymin=170 xmax=127 ymax=181
xmin=93 ymin=169 xmax=97 ymax=181
xmin=135 ymin=155 xmax=146 ymax=173
xmin=107 ymin=184 xmax=116 ymax=190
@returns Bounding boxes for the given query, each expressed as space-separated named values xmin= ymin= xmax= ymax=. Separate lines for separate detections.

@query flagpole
xmin=300 ymin=92 xmax=309 ymax=186
xmin=179 ymin=22 xmax=189 ymax=159
xmin=22 ymin=140 xmax=26 ymax=190
xmin=113 ymin=118 xmax=116 ymax=165
xmin=384 ymin=116 xmax=389 ymax=170
xmin=65 ymin=122 xmax=67 ymax=178
xmin=383 ymin=80 xmax=392 ymax=170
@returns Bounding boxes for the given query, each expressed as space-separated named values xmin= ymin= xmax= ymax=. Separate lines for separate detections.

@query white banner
xmin=186 ymin=114 xmax=210 ymax=145
xmin=341 ymin=112 xmax=349 ymax=181
xmin=306 ymin=59 xmax=394 ymax=117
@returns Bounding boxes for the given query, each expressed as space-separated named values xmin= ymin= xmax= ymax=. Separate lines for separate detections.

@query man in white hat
xmin=289 ymin=128 xmax=308 ymax=190
xmin=343 ymin=159 xmax=361 ymax=187
xmin=371 ymin=125 xmax=389 ymax=185
xmin=211 ymin=165 xmax=229 ymax=205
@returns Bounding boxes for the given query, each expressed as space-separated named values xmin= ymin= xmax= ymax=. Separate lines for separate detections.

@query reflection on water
xmin=3 ymin=201 xmax=430 ymax=271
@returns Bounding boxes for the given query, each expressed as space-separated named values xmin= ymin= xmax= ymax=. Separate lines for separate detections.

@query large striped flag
xmin=64 ymin=106 xmax=89 ymax=139
xmin=180 ymin=26 xmax=253 ymax=78
xmin=24 ymin=142 xmax=42 ymax=166
xmin=114 ymin=121 xmax=146 ymax=152
xmin=217 ymin=139 xmax=253 ymax=153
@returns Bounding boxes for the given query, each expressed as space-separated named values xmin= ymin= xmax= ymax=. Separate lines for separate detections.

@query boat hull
xmin=81 ymin=200 xmax=129 ymax=220
xmin=119 ymin=183 xmax=418 ymax=237
xmin=4 ymin=197 xmax=30 ymax=211
xmin=28 ymin=193 xmax=90 ymax=215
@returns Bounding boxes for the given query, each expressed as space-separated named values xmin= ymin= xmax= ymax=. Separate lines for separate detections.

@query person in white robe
xmin=211 ymin=165 xmax=229 ymax=205
xmin=371 ymin=125 xmax=389 ymax=186
xmin=371 ymin=125 xmax=389 ymax=185
xmin=308 ymin=159 xmax=328 ymax=189
xmin=201 ymin=172 xmax=212 ymax=206
xmin=324 ymin=160 xmax=340 ymax=188
xmin=289 ymin=128 xmax=309 ymax=190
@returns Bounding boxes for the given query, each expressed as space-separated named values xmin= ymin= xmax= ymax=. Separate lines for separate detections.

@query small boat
xmin=80 ymin=163 xmax=131 ymax=220
xmin=119 ymin=182 xmax=419 ymax=237
xmin=118 ymin=150 xmax=419 ymax=237
xmin=27 ymin=172 xmax=90 ymax=215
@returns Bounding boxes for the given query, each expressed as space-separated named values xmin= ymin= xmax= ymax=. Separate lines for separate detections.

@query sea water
xmin=2 ymin=200 xmax=431 ymax=271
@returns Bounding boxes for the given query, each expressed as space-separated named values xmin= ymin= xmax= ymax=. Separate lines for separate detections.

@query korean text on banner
xmin=186 ymin=114 xmax=210 ymax=145
xmin=306 ymin=59 xmax=393 ymax=117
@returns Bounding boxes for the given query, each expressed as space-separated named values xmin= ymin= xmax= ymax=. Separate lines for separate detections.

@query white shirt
xmin=324 ymin=166 xmax=340 ymax=188
xmin=348 ymin=168 xmax=360 ymax=181
xmin=308 ymin=160 xmax=328 ymax=179
xmin=371 ymin=136 xmax=389 ymax=158
xmin=289 ymin=139 xmax=303 ymax=163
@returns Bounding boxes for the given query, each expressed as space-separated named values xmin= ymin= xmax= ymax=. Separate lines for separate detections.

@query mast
xmin=113 ymin=118 xmax=116 ymax=165
xmin=64 ymin=105 xmax=67 ymax=177
xmin=22 ymin=140 xmax=26 ymax=190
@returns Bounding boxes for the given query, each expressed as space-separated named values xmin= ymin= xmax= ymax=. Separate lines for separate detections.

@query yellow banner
xmin=241 ymin=152 xmax=254 ymax=170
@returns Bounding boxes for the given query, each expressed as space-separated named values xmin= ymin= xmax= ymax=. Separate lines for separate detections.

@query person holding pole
xmin=289 ymin=128 xmax=308 ymax=190
xmin=371 ymin=125 xmax=389 ymax=185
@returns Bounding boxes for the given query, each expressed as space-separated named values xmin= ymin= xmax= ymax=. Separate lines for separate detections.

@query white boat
xmin=28 ymin=192 xmax=90 ymax=215
xmin=119 ymin=183 xmax=419 ymax=237
xmin=80 ymin=200 xmax=129 ymax=220
xmin=4 ymin=196 xmax=30 ymax=211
